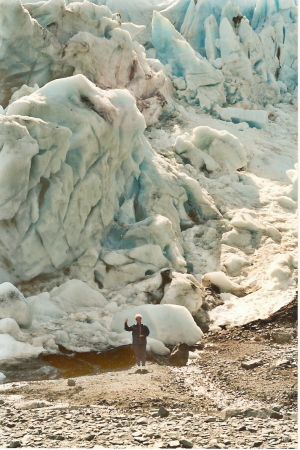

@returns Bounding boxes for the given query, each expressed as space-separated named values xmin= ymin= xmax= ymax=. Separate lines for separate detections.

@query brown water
xmin=0 ymin=345 xmax=136 ymax=383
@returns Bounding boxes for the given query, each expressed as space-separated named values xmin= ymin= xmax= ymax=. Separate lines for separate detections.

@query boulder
xmin=271 ymin=331 xmax=292 ymax=344
xmin=7 ymin=441 xmax=22 ymax=448
xmin=158 ymin=406 xmax=169 ymax=418
xmin=241 ymin=359 xmax=263 ymax=370
xmin=193 ymin=308 xmax=211 ymax=333
xmin=270 ymin=411 xmax=283 ymax=419
xmin=180 ymin=439 xmax=194 ymax=448
xmin=219 ymin=407 xmax=272 ymax=420
xmin=169 ymin=342 xmax=189 ymax=366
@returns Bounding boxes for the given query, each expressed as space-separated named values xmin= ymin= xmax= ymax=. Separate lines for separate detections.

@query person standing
xmin=124 ymin=314 xmax=150 ymax=372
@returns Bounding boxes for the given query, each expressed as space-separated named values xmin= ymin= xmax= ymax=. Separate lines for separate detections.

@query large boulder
xmin=193 ymin=308 xmax=211 ymax=333
xmin=169 ymin=342 xmax=189 ymax=366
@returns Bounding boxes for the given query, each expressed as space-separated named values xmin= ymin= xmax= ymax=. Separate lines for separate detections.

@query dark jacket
xmin=124 ymin=322 xmax=150 ymax=345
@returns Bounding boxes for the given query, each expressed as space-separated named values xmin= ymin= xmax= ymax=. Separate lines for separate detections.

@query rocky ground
xmin=0 ymin=298 xmax=297 ymax=449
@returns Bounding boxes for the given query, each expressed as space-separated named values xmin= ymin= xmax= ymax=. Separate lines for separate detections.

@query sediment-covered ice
xmin=0 ymin=282 xmax=31 ymax=328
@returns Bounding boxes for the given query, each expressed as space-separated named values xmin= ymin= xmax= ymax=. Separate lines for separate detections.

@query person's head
xmin=135 ymin=313 xmax=142 ymax=324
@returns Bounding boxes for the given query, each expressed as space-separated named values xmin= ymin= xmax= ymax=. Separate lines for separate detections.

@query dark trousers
xmin=133 ymin=344 xmax=146 ymax=366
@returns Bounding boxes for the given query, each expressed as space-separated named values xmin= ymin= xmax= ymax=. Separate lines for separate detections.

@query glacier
xmin=0 ymin=0 xmax=297 ymax=367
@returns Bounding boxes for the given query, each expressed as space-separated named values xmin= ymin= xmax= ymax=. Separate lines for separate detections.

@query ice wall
xmin=176 ymin=0 xmax=297 ymax=104
xmin=152 ymin=11 xmax=225 ymax=111
xmin=0 ymin=74 xmax=219 ymax=284
xmin=15 ymin=0 xmax=296 ymax=111
xmin=179 ymin=0 xmax=257 ymax=55
xmin=0 ymin=0 xmax=167 ymax=125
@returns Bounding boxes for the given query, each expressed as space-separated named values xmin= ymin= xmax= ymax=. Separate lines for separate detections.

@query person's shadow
xmin=129 ymin=368 xmax=150 ymax=374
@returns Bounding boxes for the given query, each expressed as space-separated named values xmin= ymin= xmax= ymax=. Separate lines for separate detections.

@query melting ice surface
xmin=0 ymin=0 xmax=297 ymax=373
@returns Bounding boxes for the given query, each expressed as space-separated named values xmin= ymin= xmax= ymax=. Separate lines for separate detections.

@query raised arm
xmin=124 ymin=318 xmax=133 ymax=331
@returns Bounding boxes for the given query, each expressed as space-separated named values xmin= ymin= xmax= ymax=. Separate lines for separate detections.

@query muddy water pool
xmin=0 ymin=345 xmax=136 ymax=383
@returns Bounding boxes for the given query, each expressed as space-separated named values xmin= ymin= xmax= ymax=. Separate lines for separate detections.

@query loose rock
xmin=158 ymin=406 xmax=169 ymax=418
xmin=169 ymin=342 xmax=189 ymax=366
xmin=7 ymin=442 xmax=22 ymax=448
xmin=271 ymin=332 xmax=292 ymax=344
xmin=241 ymin=359 xmax=263 ymax=370
xmin=180 ymin=438 xmax=193 ymax=448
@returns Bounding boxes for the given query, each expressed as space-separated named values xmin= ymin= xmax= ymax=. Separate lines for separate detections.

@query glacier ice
xmin=152 ymin=11 xmax=225 ymax=111
xmin=49 ymin=279 xmax=107 ymax=310
xmin=111 ymin=303 xmax=203 ymax=348
xmin=0 ymin=275 xmax=205 ymax=362
xmin=268 ymin=253 xmax=297 ymax=286
xmin=0 ymin=282 xmax=31 ymax=328
xmin=1 ymin=0 xmax=168 ymax=125
xmin=216 ymin=106 xmax=269 ymax=128
xmin=175 ymin=125 xmax=247 ymax=172
xmin=0 ymin=0 xmax=297 ymax=365
xmin=2 ymin=75 xmax=145 ymax=280
xmin=0 ymin=334 xmax=45 ymax=363
xmin=161 ymin=271 xmax=204 ymax=315
xmin=1 ymin=73 xmax=218 ymax=283
xmin=285 ymin=164 xmax=298 ymax=201
xmin=157 ymin=0 xmax=296 ymax=107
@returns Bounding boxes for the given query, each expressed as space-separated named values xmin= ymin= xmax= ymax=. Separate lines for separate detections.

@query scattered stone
xmin=168 ymin=440 xmax=180 ymax=448
xmin=271 ymin=405 xmax=281 ymax=411
xmin=67 ymin=379 xmax=76 ymax=386
xmin=134 ymin=436 xmax=147 ymax=443
xmin=204 ymin=416 xmax=217 ymax=422
xmin=7 ymin=442 xmax=22 ymax=448
xmin=49 ymin=435 xmax=64 ymax=441
xmin=132 ymin=431 xmax=142 ymax=437
xmin=169 ymin=342 xmax=189 ymax=366
xmin=14 ymin=401 xmax=51 ymax=410
xmin=271 ymin=331 xmax=292 ymax=343
xmin=180 ymin=438 xmax=193 ymax=448
xmin=269 ymin=411 xmax=283 ymax=419
xmin=207 ymin=438 xmax=224 ymax=448
xmin=85 ymin=434 xmax=95 ymax=441
xmin=136 ymin=417 xmax=148 ymax=424
xmin=158 ymin=406 xmax=169 ymax=418
xmin=275 ymin=359 xmax=290 ymax=367
xmin=241 ymin=359 xmax=263 ymax=370
xmin=252 ymin=441 xmax=263 ymax=447
xmin=219 ymin=407 xmax=271 ymax=420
